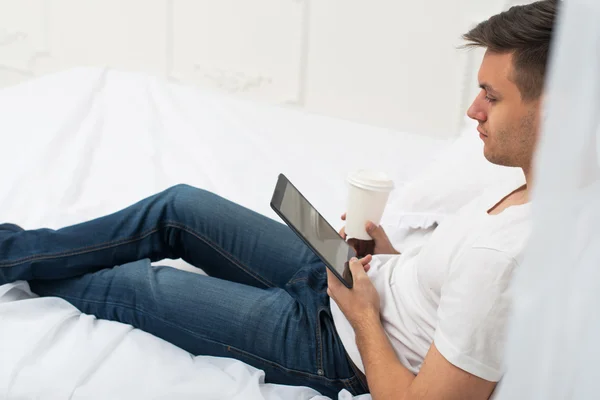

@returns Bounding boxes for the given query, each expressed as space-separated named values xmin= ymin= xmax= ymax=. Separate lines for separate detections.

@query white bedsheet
xmin=0 ymin=68 xmax=450 ymax=399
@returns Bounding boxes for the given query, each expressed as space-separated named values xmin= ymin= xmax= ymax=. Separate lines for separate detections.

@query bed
xmin=0 ymin=67 xmax=455 ymax=399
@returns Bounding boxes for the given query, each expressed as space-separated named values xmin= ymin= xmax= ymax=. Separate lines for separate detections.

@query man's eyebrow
xmin=479 ymin=83 xmax=499 ymax=95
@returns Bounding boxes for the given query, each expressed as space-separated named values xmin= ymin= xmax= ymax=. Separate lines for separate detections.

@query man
xmin=0 ymin=1 xmax=556 ymax=398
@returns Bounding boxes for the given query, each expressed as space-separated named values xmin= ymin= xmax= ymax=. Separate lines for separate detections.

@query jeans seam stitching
xmin=2 ymin=221 xmax=275 ymax=289
xmin=345 ymin=378 xmax=361 ymax=394
xmin=164 ymin=221 xmax=275 ymax=288
xmin=0 ymin=226 xmax=163 ymax=267
xmin=342 ymin=379 xmax=353 ymax=393
xmin=286 ymin=277 xmax=308 ymax=285
xmin=316 ymin=306 xmax=328 ymax=374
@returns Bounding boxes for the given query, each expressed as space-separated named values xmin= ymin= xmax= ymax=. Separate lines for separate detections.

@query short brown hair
xmin=462 ymin=0 xmax=559 ymax=101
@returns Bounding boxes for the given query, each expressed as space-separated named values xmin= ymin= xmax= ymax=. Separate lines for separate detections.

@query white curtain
xmin=496 ymin=0 xmax=600 ymax=398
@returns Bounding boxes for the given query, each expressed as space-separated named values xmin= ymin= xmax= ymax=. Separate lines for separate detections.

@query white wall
xmin=0 ymin=0 xmax=526 ymax=139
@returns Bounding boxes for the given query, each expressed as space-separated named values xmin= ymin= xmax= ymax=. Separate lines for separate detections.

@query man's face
xmin=467 ymin=50 xmax=542 ymax=170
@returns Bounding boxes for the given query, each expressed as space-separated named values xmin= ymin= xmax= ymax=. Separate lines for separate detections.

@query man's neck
xmin=487 ymin=166 xmax=532 ymax=216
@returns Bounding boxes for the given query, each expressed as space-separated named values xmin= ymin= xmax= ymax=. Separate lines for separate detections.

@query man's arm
xmin=353 ymin=311 xmax=415 ymax=396
xmin=327 ymin=258 xmax=497 ymax=400
xmin=355 ymin=313 xmax=496 ymax=400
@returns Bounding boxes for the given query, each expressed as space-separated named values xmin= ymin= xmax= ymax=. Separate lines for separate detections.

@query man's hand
xmin=339 ymin=213 xmax=399 ymax=256
xmin=326 ymin=255 xmax=380 ymax=331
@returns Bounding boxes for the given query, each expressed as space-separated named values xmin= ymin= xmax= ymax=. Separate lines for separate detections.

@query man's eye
xmin=485 ymin=95 xmax=496 ymax=103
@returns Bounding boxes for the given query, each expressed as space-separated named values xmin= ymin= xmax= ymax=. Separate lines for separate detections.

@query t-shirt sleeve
xmin=433 ymin=247 xmax=518 ymax=382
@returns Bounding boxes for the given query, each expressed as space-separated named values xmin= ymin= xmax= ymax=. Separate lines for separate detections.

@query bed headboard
xmin=0 ymin=0 xmax=531 ymax=140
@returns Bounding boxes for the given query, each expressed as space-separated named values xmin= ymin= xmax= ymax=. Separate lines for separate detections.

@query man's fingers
xmin=341 ymin=213 xmax=346 ymax=221
xmin=360 ymin=254 xmax=372 ymax=265
xmin=329 ymin=257 xmax=371 ymax=294
xmin=365 ymin=221 xmax=381 ymax=238
xmin=366 ymin=222 xmax=390 ymax=245
xmin=349 ymin=257 xmax=368 ymax=278
xmin=338 ymin=226 xmax=346 ymax=239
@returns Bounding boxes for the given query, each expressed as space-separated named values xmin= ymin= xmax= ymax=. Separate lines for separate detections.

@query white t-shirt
xmin=330 ymin=185 xmax=531 ymax=382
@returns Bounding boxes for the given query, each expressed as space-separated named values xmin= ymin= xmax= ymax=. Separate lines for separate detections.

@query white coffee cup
xmin=345 ymin=170 xmax=394 ymax=241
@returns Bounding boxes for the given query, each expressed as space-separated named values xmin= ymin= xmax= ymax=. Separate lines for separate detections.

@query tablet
xmin=270 ymin=174 xmax=356 ymax=288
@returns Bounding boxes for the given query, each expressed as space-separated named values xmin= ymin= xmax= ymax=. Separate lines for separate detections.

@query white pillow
xmin=385 ymin=118 xmax=526 ymax=230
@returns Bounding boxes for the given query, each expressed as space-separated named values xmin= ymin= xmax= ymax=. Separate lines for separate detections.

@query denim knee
xmin=0 ymin=223 xmax=24 ymax=232
xmin=164 ymin=184 xmax=198 ymax=198
xmin=159 ymin=184 xmax=215 ymax=221
xmin=163 ymin=184 xmax=214 ymax=202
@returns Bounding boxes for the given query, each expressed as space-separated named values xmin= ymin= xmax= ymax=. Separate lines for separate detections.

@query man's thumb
xmin=365 ymin=222 xmax=384 ymax=239
xmin=349 ymin=258 xmax=366 ymax=279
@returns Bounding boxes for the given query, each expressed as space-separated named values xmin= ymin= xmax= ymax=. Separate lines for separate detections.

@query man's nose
xmin=467 ymin=99 xmax=486 ymax=123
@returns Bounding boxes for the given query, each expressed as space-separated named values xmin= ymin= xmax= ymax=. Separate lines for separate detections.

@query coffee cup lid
xmin=347 ymin=170 xmax=395 ymax=192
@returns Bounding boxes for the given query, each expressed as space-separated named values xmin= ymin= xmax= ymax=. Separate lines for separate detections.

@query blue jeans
xmin=0 ymin=184 xmax=367 ymax=398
